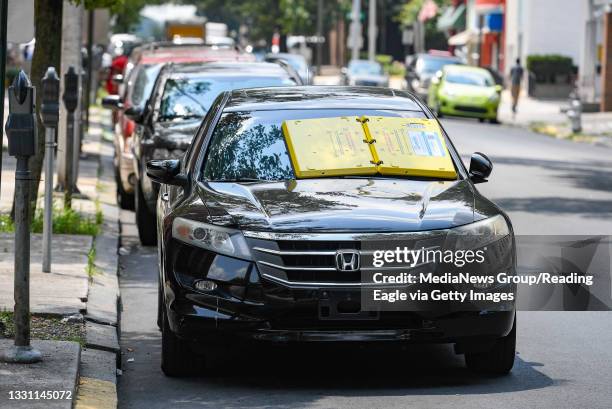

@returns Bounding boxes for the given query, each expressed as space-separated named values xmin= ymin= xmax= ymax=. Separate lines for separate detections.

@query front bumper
xmin=439 ymin=97 xmax=499 ymax=119
xmin=165 ymin=282 xmax=515 ymax=345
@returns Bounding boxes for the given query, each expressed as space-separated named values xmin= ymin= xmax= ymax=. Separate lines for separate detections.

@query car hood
xmin=198 ymin=178 xmax=476 ymax=233
xmin=442 ymin=82 xmax=496 ymax=98
xmin=152 ymin=118 xmax=201 ymax=150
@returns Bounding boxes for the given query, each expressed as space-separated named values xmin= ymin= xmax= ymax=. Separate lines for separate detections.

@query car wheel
xmin=465 ymin=317 xmax=516 ymax=375
xmin=115 ymin=164 xmax=134 ymax=210
xmin=489 ymin=118 xmax=499 ymax=124
xmin=435 ymin=104 xmax=443 ymax=118
xmin=135 ymin=180 xmax=157 ymax=246
xmin=161 ymin=307 xmax=200 ymax=377
xmin=478 ymin=118 xmax=485 ymax=123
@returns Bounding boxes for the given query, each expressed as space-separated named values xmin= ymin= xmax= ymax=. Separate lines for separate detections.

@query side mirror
xmin=124 ymin=105 xmax=144 ymax=122
xmin=469 ymin=152 xmax=493 ymax=183
xmin=494 ymin=84 xmax=503 ymax=93
xmin=112 ymin=74 xmax=124 ymax=84
xmin=146 ymin=159 xmax=187 ymax=187
xmin=101 ymin=95 xmax=123 ymax=110
xmin=341 ymin=67 xmax=348 ymax=75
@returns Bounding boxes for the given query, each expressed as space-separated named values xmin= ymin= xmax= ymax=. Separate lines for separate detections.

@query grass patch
xmin=0 ymin=204 xmax=103 ymax=236
xmin=0 ymin=311 xmax=85 ymax=346
xmin=86 ymin=245 xmax=99 ymax=278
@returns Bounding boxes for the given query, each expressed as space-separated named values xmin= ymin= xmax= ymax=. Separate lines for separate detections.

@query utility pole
xmin=350 ymin=0 xmax=362 ymax=61
xmin=41 ymin=67 xmax=60 ymax=273
xmin=316 ymin=0 xmax=324 ymax=73
xmin=1 ymin=71 xmax=42 ymax=364
xmin=0 ymin=0 xmax=8 ymax=195
xmin=368 ymin=0 xmax=377 ymax=61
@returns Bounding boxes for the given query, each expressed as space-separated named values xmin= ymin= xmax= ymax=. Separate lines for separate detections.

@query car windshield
xmin=129 ymin=64 xmax=162 ymax=108
xmin=202 ymin=109 xmax=428 ymax=181
xmin=349 ymin=61 xmax=383 ymax=76
xmin=445 ymin=71 xmax=493 ymax=87
xmin=158 ymin=75 xmax=297 ymax=121
xmin=416 ymin=57 xmax=460 ymax=74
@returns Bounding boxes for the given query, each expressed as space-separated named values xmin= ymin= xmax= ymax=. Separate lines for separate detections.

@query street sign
xmin=7 ymin=0 xmax=34 ymax=43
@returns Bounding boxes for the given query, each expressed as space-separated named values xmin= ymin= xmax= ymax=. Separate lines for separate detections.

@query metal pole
xmin=368 ymin=0 xmax=376 ymax=61
xmin=85 ymin=9 xmax=94 ymax=132
xmin=351 ymin=0 xmax=362 ymax=61
xmin=41 ymin=67 xmax=60 ymax=273
xmin=64 ymin=111 xmax=74 ymax=209
xmin=316 ymin=0 xmax=323 ymax=73
xmin=1 ymin=71 xmax=41 ymax=364
xmin=43 ymin=128 xmax=54 ymax=271
xmin=0 ymin=0 xmax=8 ymax=196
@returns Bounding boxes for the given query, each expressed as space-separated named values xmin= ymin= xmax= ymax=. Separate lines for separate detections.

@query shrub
xmin=526 ymin=54 xmax=575 ymax=83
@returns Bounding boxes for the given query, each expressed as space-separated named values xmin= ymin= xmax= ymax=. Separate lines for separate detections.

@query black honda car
xmin=128 ymin=61 xmax=302 ymax=245
xmin=147 ymin=87 xmax=516 ymax=377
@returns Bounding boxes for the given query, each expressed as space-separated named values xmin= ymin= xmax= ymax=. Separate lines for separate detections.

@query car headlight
xmin=443 ymin=89 xmax=456 ymax=98
xmin=411 ymin=79 xmax=420 ymax=90
xmin=172 ymin=217 xmax=252 ymax=260
xmin=448 ymin=215 xmax=510 ymax=250
xmin=488 ymin=93 xmax=500 ymax=102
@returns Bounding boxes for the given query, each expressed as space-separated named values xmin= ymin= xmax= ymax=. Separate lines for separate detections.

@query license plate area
xmin=318 ymin=291 xmax=379 ymax=320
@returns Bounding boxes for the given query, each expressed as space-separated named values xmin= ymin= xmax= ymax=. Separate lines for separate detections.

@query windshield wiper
xmin=220 ymin=177 xmax=270 ymax=183
xmin=158 ymin=114 xmax=202 ymax=122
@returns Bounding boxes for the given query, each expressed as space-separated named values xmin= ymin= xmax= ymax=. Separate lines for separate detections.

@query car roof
xmin=134 ymin=45 xmax=255 ymax=65
xmin=163 ymin=61 xmax=297 ymax=77
xmin=224 ymin=86 xmax=424 ymax=112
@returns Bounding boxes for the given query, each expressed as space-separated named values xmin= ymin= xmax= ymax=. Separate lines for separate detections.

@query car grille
xmin=455 ymin=105 xmax=487 ymax=114
xmin=244 ymin=231 xmax=446 ymax=288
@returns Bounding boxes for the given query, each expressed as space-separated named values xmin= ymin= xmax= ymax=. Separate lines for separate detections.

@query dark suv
xmin=128 ymin=62 xmax=302 ymax=245
xmin=148 ymin=86 xmax=517 ymax=377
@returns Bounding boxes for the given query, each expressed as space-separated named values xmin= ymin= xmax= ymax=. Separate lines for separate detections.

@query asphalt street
xmin=118 ymin=118 xmax=612 ymax=408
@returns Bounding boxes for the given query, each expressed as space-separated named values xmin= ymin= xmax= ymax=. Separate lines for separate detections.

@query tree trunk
xmin=14 ymin=0 xmax=63 ymax=218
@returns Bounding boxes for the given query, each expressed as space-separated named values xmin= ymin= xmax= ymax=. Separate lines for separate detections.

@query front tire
xmin=161 ymin=308 xmax=200 ymax=377
xmin=135 ymin=180 xmax=157 ymax=246
xmin=465 ymin=317 xmax=516 ymax=375
xmin=115 ymin=165 xmax=134 ymax=210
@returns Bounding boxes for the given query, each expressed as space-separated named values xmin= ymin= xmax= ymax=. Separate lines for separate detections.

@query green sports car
xmin=428 ymin=65 xmax=502 ymax=123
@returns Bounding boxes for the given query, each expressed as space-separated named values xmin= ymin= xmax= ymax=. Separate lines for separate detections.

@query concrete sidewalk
xmin=0 ymin=106 xmax=120 ymax=409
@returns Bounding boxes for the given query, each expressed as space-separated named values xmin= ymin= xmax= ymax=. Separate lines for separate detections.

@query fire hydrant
xmin=564 ymin=91 xmax=582 ymax=133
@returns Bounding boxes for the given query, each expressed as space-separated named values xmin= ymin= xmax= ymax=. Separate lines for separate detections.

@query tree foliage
xmin=396 ymin=0 xmax=450 ymax=27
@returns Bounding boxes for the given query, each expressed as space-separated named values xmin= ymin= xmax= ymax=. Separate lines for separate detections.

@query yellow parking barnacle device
xmin=282 ymin=116 xmax=457 ymax=179
xmin=282 ymin=116 xmax=377 ymax=178
xmin=361 ymin=116 xmax=457 ymax=179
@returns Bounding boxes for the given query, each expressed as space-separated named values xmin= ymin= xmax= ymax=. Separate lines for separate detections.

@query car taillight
xmin=123 ymin=119 xmax=135 ymax=138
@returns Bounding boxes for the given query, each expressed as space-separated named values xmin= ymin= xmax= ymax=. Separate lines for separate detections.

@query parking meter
xmin=0 ymin=70 xmax=42 ymax=363
xmin=41 ymin=67 xmax=60 ymax=273
xmin=41 ymin=67 xmax=60 ymax=127
xmin=5 ymin=70 xmax=37 ymax=158
xmin=62 ymin=66 xmax=79 ymax=209
xmin=63 ymin=66 xmax=79 ymax=113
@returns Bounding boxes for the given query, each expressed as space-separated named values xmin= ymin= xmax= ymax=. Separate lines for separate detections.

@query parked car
xmin=130 ymin=62 xmax=302 ymax=245
xmin=428 ymin=65 xmax=502 ymax=123
xmin=405 ymin=52 xmax=462 ymax=101
xmin=102 ymin=44 xmax=256 ymax=209
xmin=265 ymin=52 xmax=312 ymax=84
xmin=149 ymin=86 xmax=517 ymax=377
xmin=341 ymin=60 xmax=389 ymax=87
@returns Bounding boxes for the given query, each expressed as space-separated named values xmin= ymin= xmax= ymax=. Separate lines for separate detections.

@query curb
xmin=77 ymin=108 xmax=121 ymax=409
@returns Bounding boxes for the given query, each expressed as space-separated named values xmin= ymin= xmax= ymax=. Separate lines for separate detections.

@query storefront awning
xmin=448 ymin=29 xmax=478 ymax=46
xmin=437 ymin=4 xmax=466 ymax=32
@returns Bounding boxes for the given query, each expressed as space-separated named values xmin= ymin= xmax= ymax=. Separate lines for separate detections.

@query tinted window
xmin=416 ymin=57 xmax=460 ymax=74
xmin=445 ymin=71 xmax=493 ymax=87
xmin=202 ymin=109 xmax=427 ymax=181
xmin=159 ymin=75 xmax=297 ymax=121
xmin=130 ymin=64 xmax=162 ymax=108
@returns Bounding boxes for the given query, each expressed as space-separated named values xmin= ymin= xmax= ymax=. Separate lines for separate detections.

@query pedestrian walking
xmin=510 ymin=58 xmax=524 ymax=115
